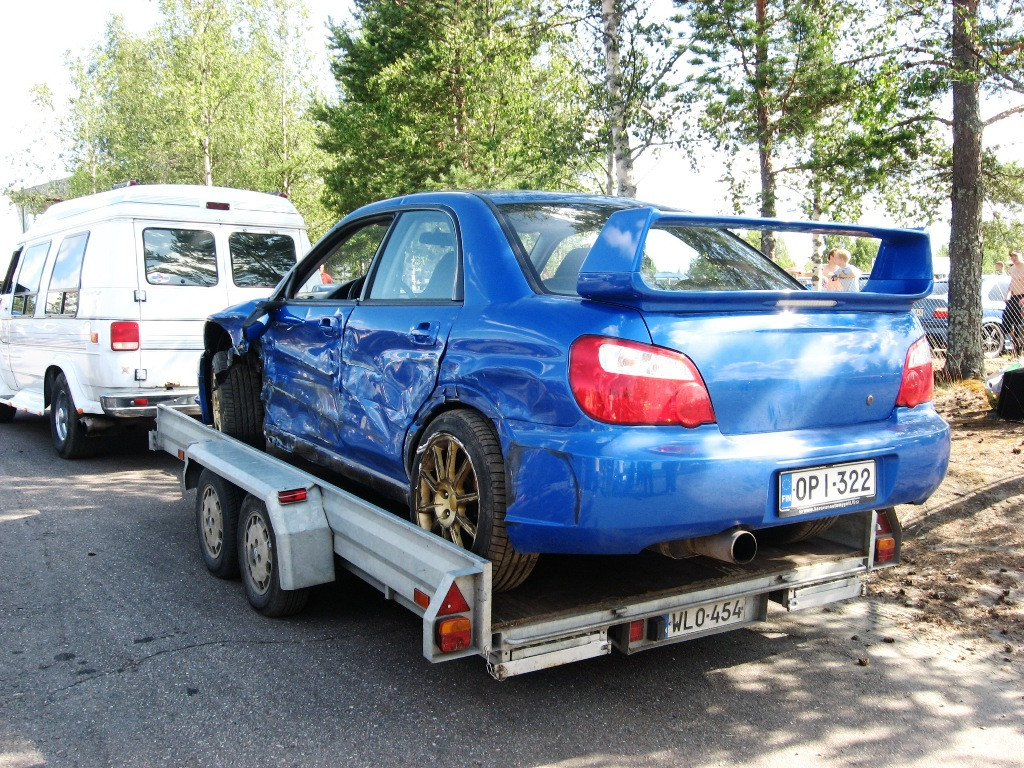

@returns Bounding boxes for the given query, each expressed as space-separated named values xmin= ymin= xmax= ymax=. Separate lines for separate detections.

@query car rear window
xmin=229 ymin=232 xmax=297 ymax=288
xmin=143 ymin=228 xmax=218 ymax=287
xmin=496 ymin=202 xmax=797 ymax=294
xmin=640 ymin=225 xmax=797 ymax=291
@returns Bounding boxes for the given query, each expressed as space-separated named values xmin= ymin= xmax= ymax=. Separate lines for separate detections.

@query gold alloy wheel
xmin=415 ymin=433 xmax=480 ymax=550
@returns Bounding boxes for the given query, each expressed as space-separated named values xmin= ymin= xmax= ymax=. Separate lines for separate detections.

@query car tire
xmin=195 ymin=469 xmax=242 ymax=579
xmin=212 ymin=357 xmax=265 ymax=449
xmin=50 ymin=372 xmax=95 ymax=459
xmin=982 ymin=322 xmax=1006 ymax=359
xmin=411 ymin=410 xmax=538 ymax=592
xmin=237 ymin=495 xmax=309 ymax=617
xmin=761 ymin=516 xmax=837 ymax=545
xmin=0 ymin=402 xmax=15 ymax=423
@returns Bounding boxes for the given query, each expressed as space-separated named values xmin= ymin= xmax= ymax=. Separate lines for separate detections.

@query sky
xmin=1 ymin=1 xmax=1020 ymax=256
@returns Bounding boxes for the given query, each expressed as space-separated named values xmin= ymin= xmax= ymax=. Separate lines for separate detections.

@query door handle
xmin=410 ymin=321 xmax=439 ymax=345
xmin=319 ymin=316 xmax=340 ymax=338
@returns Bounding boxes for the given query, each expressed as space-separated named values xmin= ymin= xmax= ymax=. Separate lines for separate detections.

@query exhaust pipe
xmin=650 ymin=528 xmax=758 ymax=565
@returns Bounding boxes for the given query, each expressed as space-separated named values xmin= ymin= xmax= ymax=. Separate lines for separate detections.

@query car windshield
xmin=495 ymin=202 xmax=799 ymax=294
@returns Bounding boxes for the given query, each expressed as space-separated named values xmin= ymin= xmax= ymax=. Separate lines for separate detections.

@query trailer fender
xmin=182 ymin=452 xmax=335 ymax=591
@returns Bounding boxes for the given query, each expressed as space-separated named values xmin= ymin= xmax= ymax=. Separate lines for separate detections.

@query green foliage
xmin=982 ymin=217 xmax=1024 ymax=270
xmin=743 ymin=230 xmax=793 ymax=268
xmin=315 ymin=0 xmax=595 ymax=216
xmin=61 ymin=0 xmax=331 ymax=236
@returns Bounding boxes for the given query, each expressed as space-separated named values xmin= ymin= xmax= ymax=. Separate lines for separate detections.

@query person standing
xmin=826 ymin=248 xmax=862 ymax=292
xmin=1006 ymin=250 xmax=1024 ymax=356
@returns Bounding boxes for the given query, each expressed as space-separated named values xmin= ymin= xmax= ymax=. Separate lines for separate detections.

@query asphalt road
xmin=2 ymin=414 xmax=1022 ymax=768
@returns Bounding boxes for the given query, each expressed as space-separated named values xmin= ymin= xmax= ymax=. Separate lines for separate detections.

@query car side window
xmin=294 ymin=220 xmax=391 ymax=299
xmin=367 ymin=210 xmax=458 ymax=301
xmin=45 ymin=232 xmax=90 ymax=316
xmin=10 ymin=241 xmax=51 ymax=316
xmin=143 ymin=228 xmax=218 ymax=287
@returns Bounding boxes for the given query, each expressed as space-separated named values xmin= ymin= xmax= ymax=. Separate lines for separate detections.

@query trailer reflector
xmin=628 ymin=620 xmax=645 ymax=643
xmin=277 ymin=488 xmax=308 ymax=504
xmin=414 ymin=589 xmax=430 ymax=609
xmin=438 ymin=583 xmax=471 ymax=616
xmin=437 ymin=617 xmax=472 ymax=652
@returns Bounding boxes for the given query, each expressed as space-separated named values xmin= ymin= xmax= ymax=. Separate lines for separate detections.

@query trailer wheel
xmin=212 ymin=358 xmax=265 ymax=449
xmin=411 ymin=410 xmax=537 ymax=592
xmin=195 ymin=469 xmax=242 ymax=579
xmin=237 ymin=496 xmax=309 ymax=617
xmin=762 ymin=516 xmax=837 ymax=545
xmin=50 ymin=372 xmax=95 ymax=459
xmin=0 ymin=403 xmax=14 ymax=423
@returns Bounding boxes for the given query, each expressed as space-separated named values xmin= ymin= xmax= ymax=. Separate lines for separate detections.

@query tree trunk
xmin=754 ymin=0 xmax=776 ymax=260
xmin=947 ymin=0 xmax=984 ymax=380
xmin=602 ymin=0 xmax=636 ymax=197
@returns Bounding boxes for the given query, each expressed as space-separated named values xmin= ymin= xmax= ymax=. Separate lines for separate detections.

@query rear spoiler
xmin=577 ymin=208 xmax=933 ymax=312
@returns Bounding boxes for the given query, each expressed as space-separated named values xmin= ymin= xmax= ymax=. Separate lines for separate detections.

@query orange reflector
xmin=90 ymin=332 xmax=99 ymax=343
xmin=177 ymin=449 xmax=185 ymax=461
xmin=438 ymin=582 xmax=471 ymax=616
xmin=277 ymin=488 xmax=307 ymax=504
xmin=413 ymin=589 xmax=431 ymax=609
xmin=436 ymin=616 xmax=472 ymax=653
xmin=875 ymin=536 xmax=896 ymax=564
xmin=629 ymin=619 xmax=645 ymax=643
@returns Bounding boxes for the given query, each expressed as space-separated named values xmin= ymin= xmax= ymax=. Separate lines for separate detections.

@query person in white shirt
xmin=826 ymin=248 xmax=862 ymax=291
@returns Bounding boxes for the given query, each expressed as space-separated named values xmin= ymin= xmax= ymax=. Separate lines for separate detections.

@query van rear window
xmin=229 ymin=232 xmax=296 ymax=287
xmin=143 ymin=228 xmax=218 ymax=287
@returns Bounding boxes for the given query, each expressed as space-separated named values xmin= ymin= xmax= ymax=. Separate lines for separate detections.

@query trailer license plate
xmin=778 ymin=460 xmax=876 ymax=516
xmin=660 ymin=597 xmax=749 ymax=640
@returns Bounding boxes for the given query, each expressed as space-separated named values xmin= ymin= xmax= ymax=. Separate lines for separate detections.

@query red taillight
xmin=568 ymin=336 xmax=716 ymax=427
xmin=933 ymin=307 xmax=948 ymax=319
xmin=628 ymin=619 xmax=645 ymax=643
xmin=896 ymin=336 xmax=933 ymax=408
xmin=436 ymin=616 xmax=472 ymax=652
xmin=277 ymin=488 xmax=307 ymax=504
xmin=875 ymin=511 xmax=896 ymax=564
xmin=110 ymin=321 xmax=140 ymax=351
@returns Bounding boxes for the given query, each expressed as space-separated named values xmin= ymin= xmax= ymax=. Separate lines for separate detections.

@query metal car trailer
xmin=151 ymin=406 xmax=902 ymax=680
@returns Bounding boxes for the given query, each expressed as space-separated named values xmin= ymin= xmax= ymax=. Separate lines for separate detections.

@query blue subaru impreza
xmin=199 ymin=191 xmax=950 ymax=590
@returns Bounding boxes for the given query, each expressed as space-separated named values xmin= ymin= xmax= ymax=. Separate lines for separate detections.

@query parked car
xmin=198 ymin=191 xmax=950 ymax=590
xmin=912 ymin=275 xmax=1011 ymax=358
xmin=0 ymin=184 xmax=309 ymax=457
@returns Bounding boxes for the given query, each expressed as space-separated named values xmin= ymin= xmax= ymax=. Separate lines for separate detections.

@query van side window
xmin=10 ymin=241 xmax=51 ymax=316
xmin=229 ymin=232 xmax=296 ymax=288
xmin=143 ymin=228 xmax=218 ymax=287
xmin=2 ymin=248 xmax=22 ymax=295
xmin=45 ymin=232 xmax=90 ymax=316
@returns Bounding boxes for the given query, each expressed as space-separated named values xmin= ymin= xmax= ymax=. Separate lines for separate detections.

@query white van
xmin=0 ymin=184 xmax=309 ymax=458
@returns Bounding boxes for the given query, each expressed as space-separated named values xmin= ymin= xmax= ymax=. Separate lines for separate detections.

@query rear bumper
xmin=101 ymin=390 xmax=200 ymax=418
xmin=501 ymin=405 xmax=950 ymax=554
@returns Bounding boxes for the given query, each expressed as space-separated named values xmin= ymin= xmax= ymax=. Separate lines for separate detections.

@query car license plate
xmin=778 ymin=460 xmax=876 ymax=516
xmin=912 ymin=307 xmax=925 ymax=317
xmin=659 ymin=597 xmax=751 ymax=640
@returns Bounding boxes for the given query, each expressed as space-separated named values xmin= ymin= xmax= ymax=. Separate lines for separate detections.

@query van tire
xmin=0 ymin=403 xmax=14 ymax=423
xmin=410 ymin=410 xmax=538 ymax=592
xmin=212 ymin=359 xmax=265 ymax=449
xmin=50 ymin=373 xmax=95 ymax=459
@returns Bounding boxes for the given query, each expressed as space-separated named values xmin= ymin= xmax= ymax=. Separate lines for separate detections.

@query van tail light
xmin=110 ymin=321 xmax=140 ymax=351
xmin=896 ymin=336 xmax=933 ymax=408
xmin=569 ymin=336 xmax=716 ymax=427
xmin=932 ymin=307 xmax=948 ymax=319
xmin=875 ymin=511 xmax=896 ymax=564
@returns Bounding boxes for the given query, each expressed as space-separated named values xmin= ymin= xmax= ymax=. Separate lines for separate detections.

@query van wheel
xmin=212 ymin=358 xmax=264 ymax=449
xmin=196 ymin=469 xmax=242 ymax=578
xmin=411 ymin=410 xmax=538 ymax=592
xmin=0 ymin=403 xmax=14 ymax=423
xmin=237 ymin=496 xmax=309 ymax=617
xmin=762 ymin=516 xmax=837 ymax=545
xmin=50 ymin=373 xmax=95 ymax=459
